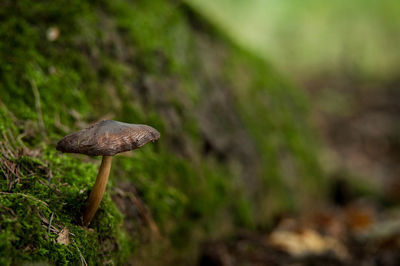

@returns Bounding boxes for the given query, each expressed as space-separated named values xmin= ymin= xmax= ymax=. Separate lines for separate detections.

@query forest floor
xmin=198 ymin=196 xmax=400 ymax=266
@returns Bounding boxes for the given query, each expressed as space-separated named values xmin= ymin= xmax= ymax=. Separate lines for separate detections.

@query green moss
xmin=0 ymin=113 xmax=129 ymax=264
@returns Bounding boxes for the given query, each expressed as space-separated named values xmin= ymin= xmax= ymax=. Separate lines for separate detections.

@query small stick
xmin=0 ymin=203 xmax=16 ymax=216
xmin=0 ymin=192 xmax=49 ymax=207
xmin=1 ymin=133 xmax=16 ymax=158
xmin=73 ymin=240 xmax=88 ymax=266
xmin=48 ymin=213 xmax=54 ymax=234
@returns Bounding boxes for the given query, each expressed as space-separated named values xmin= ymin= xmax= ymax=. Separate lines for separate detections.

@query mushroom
xmin=56 ymin=120 xmax=160 ymax=226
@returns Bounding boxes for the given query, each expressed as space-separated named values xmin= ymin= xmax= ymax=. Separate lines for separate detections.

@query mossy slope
xmin=0 ymin=0 xmax=323 ymax=264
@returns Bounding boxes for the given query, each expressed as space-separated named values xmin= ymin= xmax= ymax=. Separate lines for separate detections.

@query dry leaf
xmin=268 ymin=228 xmax=349 ymax=260
xmin=57 ymin=227 xmax=70 ymax=245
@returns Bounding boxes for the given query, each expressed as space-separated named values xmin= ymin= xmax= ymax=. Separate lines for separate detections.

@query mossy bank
xmin=0 ymin=0 xmax=324 ymax=264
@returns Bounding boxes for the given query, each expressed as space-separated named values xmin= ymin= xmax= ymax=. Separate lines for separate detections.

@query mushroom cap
xmin=56 ymin=120 xmax=160 ymax=156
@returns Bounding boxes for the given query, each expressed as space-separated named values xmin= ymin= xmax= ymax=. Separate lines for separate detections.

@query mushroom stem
xmin=83 ymin=155 xmax=113 ymax=226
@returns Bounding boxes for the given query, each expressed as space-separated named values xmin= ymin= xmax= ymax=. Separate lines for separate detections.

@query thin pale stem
xmin=83 ymin=156 xmax=112 ymax=226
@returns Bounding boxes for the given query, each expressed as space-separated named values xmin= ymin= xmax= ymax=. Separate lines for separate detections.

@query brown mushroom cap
xmin=56 ymin=120 xmax=160 ymax=156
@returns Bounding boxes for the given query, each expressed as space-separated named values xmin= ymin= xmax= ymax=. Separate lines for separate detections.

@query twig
xmin=0 ymin=157 xmax=18 ymax=190
xmin=73 ymin=240 xmax=88 ymax=266
xmin=0 ymin=192 xmax=49 ymax=207
xmin=47 ymin=169 xmax=53 ymax=183
xmin=2 ymin=159 xmax=16 ymax=177
xmin=36 ymin=178 xmax=60 ymax=195
xmin=48 ymin=213 xmax=54 ymax=234
xmin=1 ymin=133 xmax=16 ymax=158
xmin=29 ymin=79 xmax=46 ymax=139
xmin=3 ymin=131 xmax=16 ymax=155
xmin=39 ymin=211 xmax=60 ymax=234
xmin=0 ymin=203 xmax=16 ymax=216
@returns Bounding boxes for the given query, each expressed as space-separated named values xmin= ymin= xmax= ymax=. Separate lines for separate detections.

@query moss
xmin=0 ymin=0 xmax=325 ymax=264
xmin=0 ymin=113 xmax=129 ymax=265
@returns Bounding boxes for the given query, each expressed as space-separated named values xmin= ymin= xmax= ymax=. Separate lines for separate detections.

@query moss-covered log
xmin=0 ymin=0 xmax=324 ymax=264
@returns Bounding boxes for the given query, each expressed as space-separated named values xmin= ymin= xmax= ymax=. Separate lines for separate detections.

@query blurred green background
xmin=188 ymin=0 xmax=400 ymax=81
xmin=188 ymin=0 xmax=400 ymax=199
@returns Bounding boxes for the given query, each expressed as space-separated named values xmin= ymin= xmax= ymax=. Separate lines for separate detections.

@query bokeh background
xmin=190 ymin=0 xmax=400 ymax=202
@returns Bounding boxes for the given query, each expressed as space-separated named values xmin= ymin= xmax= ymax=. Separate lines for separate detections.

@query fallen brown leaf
xmin=57 ymin=227 xmax=70 ymax=245
xmin=268 ymin=228 xmax=349 ymax=260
